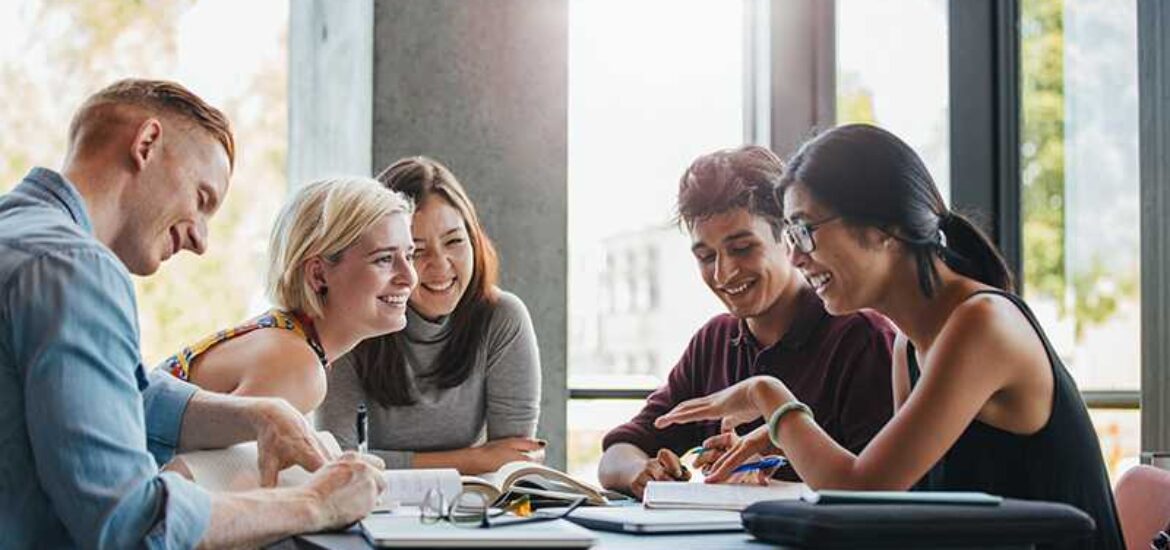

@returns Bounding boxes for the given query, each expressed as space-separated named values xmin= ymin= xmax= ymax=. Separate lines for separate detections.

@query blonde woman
xmin=162 ymin=177 xmax=417 ymax=413
xmin=317 ymin=157 xmax=542 ymax=474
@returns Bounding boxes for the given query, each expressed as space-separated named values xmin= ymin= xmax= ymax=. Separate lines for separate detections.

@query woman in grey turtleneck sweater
xmin=316 ymin=157 xmax=542 ymax=474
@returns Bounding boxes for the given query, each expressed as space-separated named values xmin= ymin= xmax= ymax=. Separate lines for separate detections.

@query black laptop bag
xmin=740 ymin=498 xmax=1095 ymax=549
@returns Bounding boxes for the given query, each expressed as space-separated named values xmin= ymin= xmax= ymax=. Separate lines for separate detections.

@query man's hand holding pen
xmin=629 ymin=448 xmax=692 ymax=500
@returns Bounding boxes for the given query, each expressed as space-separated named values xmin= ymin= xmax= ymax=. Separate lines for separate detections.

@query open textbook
xmin=174 ymin=431 xmax=345 ymax=491
xmin=378 ymin=461 xmax=610 ymax=506
xmin=643 ymin=480 xmax=808 ymax=511
xmin=174 ymin=435 xmax=607 ymax=507
xmin=461 ymin=460 xmax=608 ymax=506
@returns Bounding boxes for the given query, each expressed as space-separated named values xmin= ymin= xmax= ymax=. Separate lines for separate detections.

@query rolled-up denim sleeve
xmin=8 ymin=250 xmax=211 ymax=549
xmin=144 ymin=369 xmax=198 ymax=465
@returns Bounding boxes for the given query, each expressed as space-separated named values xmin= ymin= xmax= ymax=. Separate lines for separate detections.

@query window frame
xmin=565 ymin=0 xmax=830 ymax=402
xmin=1139 ymin=0 xmax=1170 ymax=451
xmin=932 ymin=0 xmax=1150 ymax=425
xmin=570 ymin=0 xmax=1163 ymax=456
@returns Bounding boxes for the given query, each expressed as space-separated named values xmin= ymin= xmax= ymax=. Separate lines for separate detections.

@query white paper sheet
xmin=643 ymin=480 xmax=808 ymax=511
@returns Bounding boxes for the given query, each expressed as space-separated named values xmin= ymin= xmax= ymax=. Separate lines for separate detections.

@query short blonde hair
xmin=69 ymin=78 xmax=236 ymax=169
xmin=267 ymin=177 xmax=413 ymax=318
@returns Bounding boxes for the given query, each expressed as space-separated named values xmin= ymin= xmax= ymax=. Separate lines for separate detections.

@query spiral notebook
xmin=360 ymin=508 xmax=597 ymax=548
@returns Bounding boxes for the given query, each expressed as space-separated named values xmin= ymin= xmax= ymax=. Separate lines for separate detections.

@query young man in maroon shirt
xmin=597 ymin=145 xmax=895 ymax=499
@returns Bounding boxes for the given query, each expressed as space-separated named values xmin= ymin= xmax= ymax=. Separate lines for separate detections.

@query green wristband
xmin=767 ymin=401 xmax=813 ymax=448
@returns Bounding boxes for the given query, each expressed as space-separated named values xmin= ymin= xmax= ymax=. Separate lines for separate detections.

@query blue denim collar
xmin=19 ymin=167 xmax=94 ymax=235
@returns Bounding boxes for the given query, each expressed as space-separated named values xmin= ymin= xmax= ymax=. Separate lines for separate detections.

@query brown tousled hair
xmin=352 ymin=156 xmax=500 ymax=406
xmin=675 ymin=145 xmax=786 ymax=239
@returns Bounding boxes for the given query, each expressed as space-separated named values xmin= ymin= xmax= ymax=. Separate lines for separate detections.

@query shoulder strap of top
xmin=271 ymin=309 xmax=329 ymax=367
xmin=905 ymin=289 xmax=1055 ymax=390
xmin=165 ymin=311 xmax=280 ymax=380
xmin=906 ymin=341 xmax=921 ymax=388
xmin=164 ymin=309 xmax=328 ymax=381
xmin=962 ymin=289 xmax=1058 ymax=359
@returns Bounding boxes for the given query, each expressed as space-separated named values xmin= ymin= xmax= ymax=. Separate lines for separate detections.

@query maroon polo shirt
xmin=602 ymin=286 xmax=895 ymax=481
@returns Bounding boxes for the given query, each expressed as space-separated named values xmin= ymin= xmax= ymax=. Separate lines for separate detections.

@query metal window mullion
xmin=1081 ymin=391 xmax=1141 ymax=410
xmin=993 ymin=0 xmax=1022 ymax=286
xmin=568 ymin=389 xmax=654 ymax=400
xmin=743 ymin=0 xmax=771 ymax=147
xmin=948 ymin=0 xmax=1022 ymax=285
xmin=1139 ymin=0 xmax=1170 ymax=453
xmin=767 ymin=0 xmax=835 ymax=157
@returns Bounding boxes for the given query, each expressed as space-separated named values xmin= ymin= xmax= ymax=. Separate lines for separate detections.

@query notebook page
xmin=644 ymin=480 xmax=808 ymax=511
xmin=180 ymin=431 xmax=342 ymax=491
xmin=381 ymin=468 xmax=462 ymax=506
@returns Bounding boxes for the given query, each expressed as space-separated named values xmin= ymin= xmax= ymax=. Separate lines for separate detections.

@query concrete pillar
xmin=288 ymin=0 xmax=374 ymax=186
xmin=291 ymin=0 xmax=570 ymax=468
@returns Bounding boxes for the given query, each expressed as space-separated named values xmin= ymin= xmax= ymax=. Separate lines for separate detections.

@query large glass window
xmin=0 ymin=0 xmax=289 ymax=365
xmin=566 ymin=0 xmax=745 ymax=481
xmin=836 ymin=0 xmax=950 ymax=200
xmin=1020 ymin=0 xmax=1141 ymax=477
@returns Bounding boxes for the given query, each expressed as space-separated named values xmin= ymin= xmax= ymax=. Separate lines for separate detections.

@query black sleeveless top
xmin=907 ymin=290 xmax=1122 ymax=550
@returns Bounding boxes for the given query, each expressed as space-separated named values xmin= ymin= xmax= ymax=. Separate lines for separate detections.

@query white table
xmin=273 ymin=526 xmax=777 ymax=549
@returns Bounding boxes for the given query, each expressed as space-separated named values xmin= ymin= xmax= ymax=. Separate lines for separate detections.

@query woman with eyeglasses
xmin=656 ymin=124 xmax=1122 ymax=550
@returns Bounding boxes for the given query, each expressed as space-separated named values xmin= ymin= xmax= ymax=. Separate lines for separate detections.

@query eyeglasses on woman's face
xmin=1152 ymin=528 xmax=1169 ymax=550
xmin=782 ymin=216 xmax=841 ymax=254
xmin=419 ymin=488 xmax=585 ymax=529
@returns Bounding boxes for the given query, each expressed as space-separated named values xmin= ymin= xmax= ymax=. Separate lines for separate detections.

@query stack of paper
xmin=643 ymin=480 xmax=809 ymax=511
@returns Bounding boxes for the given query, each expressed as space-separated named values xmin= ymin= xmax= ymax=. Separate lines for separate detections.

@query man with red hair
xmin=0 ymin=79 xmax=385 ymax=548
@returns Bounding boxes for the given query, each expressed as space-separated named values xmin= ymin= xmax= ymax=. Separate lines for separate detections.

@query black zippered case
xmin=740 ymin=498 xmax=1094 ymax=549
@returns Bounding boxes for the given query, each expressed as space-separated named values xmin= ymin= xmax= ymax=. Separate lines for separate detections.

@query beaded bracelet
xmin=766 ymin=401 xmax=814 ymax=448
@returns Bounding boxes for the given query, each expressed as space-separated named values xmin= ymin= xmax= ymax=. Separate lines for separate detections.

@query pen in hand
xmin=729 ymin=455 xmax=786 ymax=474
xmin=356 ymin=403 xmax=368 ymax=455
xmin=653 ymin=448 xmax=692 ymax=482
xmin=684 ymin=446 xmax=707 ymax=458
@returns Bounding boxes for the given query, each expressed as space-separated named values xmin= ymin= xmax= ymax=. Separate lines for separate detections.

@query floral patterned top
xmin=162 ymin=309 xmax=327 ymax=381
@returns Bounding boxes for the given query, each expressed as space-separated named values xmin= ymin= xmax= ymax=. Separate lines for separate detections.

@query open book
xmin=172 ymin=436 xmax=606 ymax=507
xmin=644 ymin=480 xmax=808 ymax=511
xmin=175 ymin=435 xmax=458 ymax=510
xmin=173 ymin=432 xmax=344 ymax=491
xmin=461 ymin=461 xmax=609 ymax=506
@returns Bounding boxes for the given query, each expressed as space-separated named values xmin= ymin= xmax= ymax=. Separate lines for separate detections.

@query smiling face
xmin=690 ymin=208 xmax=795 ymax=322
xmin=409 ymin=195 xmax=474 ymax=320
xmin=114 ymin=126 xmax=231 ymax=275
xmin=782 ymin=182 xmax=897 ymax=315
xmin=317 ymin=212 xmax=417 ymax=337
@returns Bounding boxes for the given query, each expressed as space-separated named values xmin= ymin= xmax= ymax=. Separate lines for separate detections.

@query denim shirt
xmin=0 ymin=168 xmax=211 ymax=549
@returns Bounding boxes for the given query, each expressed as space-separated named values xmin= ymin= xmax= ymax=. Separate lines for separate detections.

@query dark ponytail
xmin=938 ymin=212 xmax=1014 ymax=293
xmin=778 ymin=124 xmax=1014 ymax=298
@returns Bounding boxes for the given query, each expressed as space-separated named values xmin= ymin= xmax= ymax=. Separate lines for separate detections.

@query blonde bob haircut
xmin=267 ymin=176 xmax=413 ymax=318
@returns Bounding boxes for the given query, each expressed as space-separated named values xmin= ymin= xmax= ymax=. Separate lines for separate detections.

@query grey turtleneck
xmin=315 ymin=290 xmax=541 ymax=469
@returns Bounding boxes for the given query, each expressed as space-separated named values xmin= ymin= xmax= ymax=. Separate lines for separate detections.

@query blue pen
xmin=730 ymin=456 xmax=787 ymax=474
xmin=684 ymin=446 xmax=706 ymax=457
